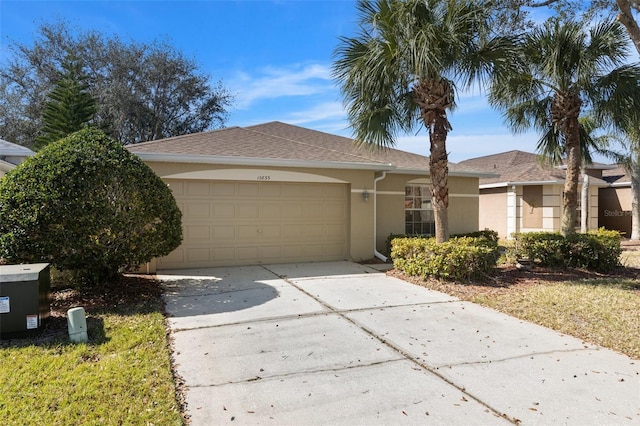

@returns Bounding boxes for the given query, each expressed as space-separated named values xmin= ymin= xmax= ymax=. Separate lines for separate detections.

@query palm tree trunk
xmin=553 ymin=90 xmax=582 ymax=236
xmin=430 ymin=115 xmax=449 ymax=243
xmin=562 ymin=132 xmax=581 ymax=236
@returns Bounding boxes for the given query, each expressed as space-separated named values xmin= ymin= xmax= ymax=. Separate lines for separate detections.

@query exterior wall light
xmin=362 ymin=189 xmax=369 ymax=201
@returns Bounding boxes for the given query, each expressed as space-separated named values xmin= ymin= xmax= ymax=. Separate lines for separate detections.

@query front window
xmin=405 ymin=185 xmax=435 ymax=236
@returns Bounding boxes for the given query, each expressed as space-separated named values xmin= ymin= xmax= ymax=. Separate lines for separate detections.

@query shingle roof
xmin=0 ymin=139 xmax=34 ymax=158
xmin=458 ymin=150 xmax=608 ymax=186
xmin=128 ymin=121 xmax=481 ymax=175
xmin=602 ymin=165 xmax=632 ymax=185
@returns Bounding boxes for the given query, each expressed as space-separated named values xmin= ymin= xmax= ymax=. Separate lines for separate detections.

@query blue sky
xmin=0 ymin=0 xmax=607 ymax=163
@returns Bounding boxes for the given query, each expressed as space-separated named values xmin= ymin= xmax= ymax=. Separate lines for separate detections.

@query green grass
xmin=398 ymin=244 xmax=640 ymax=360
xmin=470 ymin=278 xmax=640 ymax=359
xmin=0 ymin=278 xmax=183 ymax=425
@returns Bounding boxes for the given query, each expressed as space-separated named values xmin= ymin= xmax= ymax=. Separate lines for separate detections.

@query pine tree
xmin=35 ymin=55 xmax=97 ymax=149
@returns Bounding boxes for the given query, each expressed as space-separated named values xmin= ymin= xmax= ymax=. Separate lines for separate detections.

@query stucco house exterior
xmin=599 ymin=166 xmax=635 ymax=237
xmin=0 ymin=139 xmax=34 ymax=177
xmin=128 ymin=122 xmax=487 ymax=271
xmin=458 ymin=150 xmax=610 ymax=239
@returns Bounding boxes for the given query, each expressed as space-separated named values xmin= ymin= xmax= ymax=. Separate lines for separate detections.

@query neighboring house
xmin=458 ymin=150 xmax=611 ymax=239
xmin=599 ymin=166 xmax=634 ymax=237
xmin=128 ymin=121 xmax=488 ymax=271
xmin=0 ymin=139 xmax=34 ymax=177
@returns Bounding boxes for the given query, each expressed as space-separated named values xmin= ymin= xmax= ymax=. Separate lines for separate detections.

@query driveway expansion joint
xmin=435 ymin=347 xmax=602 ymax=369
xmin=260 ymin=265 xmax=520 ymax=425
xmin=163 ymin=262 xmax=639 ymax=425
xmin=188 ymin=358 xmax=407 ymax=388
xmin=168 ymin=310 xmax=337 ymax=333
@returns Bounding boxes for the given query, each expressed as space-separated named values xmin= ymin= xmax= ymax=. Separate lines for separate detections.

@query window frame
xmin=405 ymin=184 xmax=435 ymax=236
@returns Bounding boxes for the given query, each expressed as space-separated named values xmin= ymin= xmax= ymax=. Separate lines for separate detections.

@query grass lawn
xmin=0 ymin=276 xmax=183 ymax=425
xmin=394 ymin=245 xmax=640 ymax=360
xmin=2 ymin=244 xmax=638 ymax=424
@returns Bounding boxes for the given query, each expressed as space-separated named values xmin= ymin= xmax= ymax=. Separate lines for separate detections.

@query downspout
xmin=374 ymin=171 xmax=388 ymax=262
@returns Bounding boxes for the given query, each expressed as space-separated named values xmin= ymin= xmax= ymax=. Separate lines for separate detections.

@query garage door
xmin=157 ymin=180 xmax=349 ymax=269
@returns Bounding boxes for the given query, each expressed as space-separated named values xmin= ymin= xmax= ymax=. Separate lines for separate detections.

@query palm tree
xmin=611 ymin=134 xmax=640 ymax=240
xmin=577 ymin=116 xmax=614 ymax=233
xmin=597 ymin=110 xmax=640 ymax=240
xmin=333 ymin=0 xmax=513 ymax=243
xmin=489 ymin=18 xmax=640 ymax=236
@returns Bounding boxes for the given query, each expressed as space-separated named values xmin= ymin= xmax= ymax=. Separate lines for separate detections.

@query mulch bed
xmin=1 ymin=275 xmax=162 ymax=346
xmin=388 ymin=263 xmax=640 ymax=301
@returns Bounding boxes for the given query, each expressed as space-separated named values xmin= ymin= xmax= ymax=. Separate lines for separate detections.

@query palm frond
xmin=536 ymin=126 xmax=564 ymax=165
xmin=333 ymin=0 xmax=512 ymax=150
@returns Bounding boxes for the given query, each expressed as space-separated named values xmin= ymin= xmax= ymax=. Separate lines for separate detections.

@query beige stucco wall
xmin=449 ymin=176 xmax=480 ymax=235
xmin=481 ymin=183 xmax=601 ymax=239
xmin=374 ymin=173 xmax=407 ymax=254
xmin=0 ymin=163 xmax=14 ymax=178
xmin=375 ymin=173 xmax=480 ymax=253
xmin=588 ymin=186 xmax=600 ymax=231
xmin=478 ymin=187 xmax=508 ymax=237
xmin=538 ymin=184 xmax=599 ymax=233
xmin=140 ymin=161 xmax=482 ymax=268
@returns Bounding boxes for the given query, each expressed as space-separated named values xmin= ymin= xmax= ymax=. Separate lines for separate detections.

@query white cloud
xmin=229 ymin=64 xmax=334 ymax=109
xmin=286 ymin=101 xmax=346 ymax=125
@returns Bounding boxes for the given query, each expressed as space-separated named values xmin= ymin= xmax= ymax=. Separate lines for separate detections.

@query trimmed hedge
xmin=391 ymin=234 xmax=499 ymax=281
xmin=385 ymin=228 xmax=499 ymax=257
xmin=514 ymin=229 xmax=622 ymax=272
xmin=0 ymin=128 xmax=183 ymax=284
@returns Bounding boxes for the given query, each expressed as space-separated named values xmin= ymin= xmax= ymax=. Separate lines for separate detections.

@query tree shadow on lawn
xmin=0 ymin=274 xmax=161 ymax=349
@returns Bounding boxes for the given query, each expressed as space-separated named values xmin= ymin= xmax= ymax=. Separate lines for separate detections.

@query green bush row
xmin=385 ymin=228 xmax=499 ymax=256
xmin=514 ymin=229 xmax=622 ymax=272
xmin=390 ymin=234 xmax=499 ymax=281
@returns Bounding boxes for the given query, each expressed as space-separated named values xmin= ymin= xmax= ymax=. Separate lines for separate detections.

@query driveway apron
xmin=159 ymin=261 xmax=640 ymax=425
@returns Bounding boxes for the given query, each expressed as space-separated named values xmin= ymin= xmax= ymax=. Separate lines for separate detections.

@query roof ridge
xmin=248 ymin=121 xmax=435 ymax=163
xmin=0 ymin=139 xmax=35 ymax=155
xmin=244 ymin=126 xmax=391 ymax=166
xmin=130 ymin=126 xmax=241 ymax=147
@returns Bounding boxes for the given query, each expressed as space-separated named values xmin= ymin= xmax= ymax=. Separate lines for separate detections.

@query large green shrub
xmin=514 ymin=232 xmax=566 ymax=266
xmin=391 ymin=236 xmax=498 ymax=281
xmin=385 ymin=228 xmax=499 ymax=257
xmin=0 ymin=128 xmax=182 ymax=283
xmin=514 ymin=229 xmax=621 ymax=272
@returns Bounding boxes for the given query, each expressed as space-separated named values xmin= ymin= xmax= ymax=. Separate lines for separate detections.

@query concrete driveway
xmin=159 ymin=261 xmax=639 ymax=425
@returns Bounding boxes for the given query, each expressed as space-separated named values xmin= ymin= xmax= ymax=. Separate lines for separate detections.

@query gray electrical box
xmin=0 ymin=263 xmax=51 ymax=337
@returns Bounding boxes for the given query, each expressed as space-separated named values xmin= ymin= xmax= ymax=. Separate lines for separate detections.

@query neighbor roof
xmin=128 ymin=121 xmax=487 ymax=176
xmin=602 ymin=165 xmax=632 ymax=186
xmin=0 ymin=139 xmax=34 ymax=159
xmin=458 ymin=150 xmax=608 ymax=187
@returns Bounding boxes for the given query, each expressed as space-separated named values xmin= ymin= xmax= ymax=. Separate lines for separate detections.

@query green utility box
xmin=0 ymin=263 xmax=51 ymax=337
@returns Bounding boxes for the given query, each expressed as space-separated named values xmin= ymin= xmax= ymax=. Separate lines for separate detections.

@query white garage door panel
xmin=158 ymin=180 xmax=349 ymax=269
